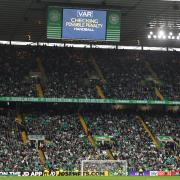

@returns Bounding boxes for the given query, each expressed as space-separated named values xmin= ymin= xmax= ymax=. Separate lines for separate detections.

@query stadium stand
xmin=0 ymin=111 xmax=41 ymax=172
xmin=0 ymin=45 xmax=37 ymax=97
xmin=0 ymin=45 xmax=180 ymax=100
xmin=0 ymin=108 xmax=179 ymax=172
xmin=1 ymin=0 xmax=180 ymax=177
xmin=0 ymin=45 xmax=180 ymax=173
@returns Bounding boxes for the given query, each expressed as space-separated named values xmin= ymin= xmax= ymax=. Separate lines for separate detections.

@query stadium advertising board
xmin=171 ymin=170 xmax=180 ymax=176
xmin=0 ymin=171 xmax=179 ymax=176
xmin=0 ymin=171 xmax=105 ymax=176
xmin=47 ymin=6 xmax=121 ymax=42
xmin=129 ymin=171 xmax=150 ymax=176
xmin=1 ymin=97 xmax=180 ymax=105
xmin=157 ymin=171 xmax=172 ymax=176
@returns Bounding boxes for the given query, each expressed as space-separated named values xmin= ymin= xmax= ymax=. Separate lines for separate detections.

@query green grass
xmin=0 ymin=177 xmax=179 ymax=180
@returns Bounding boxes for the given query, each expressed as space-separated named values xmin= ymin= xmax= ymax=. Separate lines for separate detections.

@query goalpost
xmin=81 ymin=160 xmax=128 ymax=176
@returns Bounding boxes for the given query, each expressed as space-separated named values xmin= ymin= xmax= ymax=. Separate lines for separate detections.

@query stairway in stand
xmin=15 ymin=113 xmax=28 ymax=144
xmin=144 ymin=61 xmax=164 ymax=100
xmin=88 ymin=56 xmax=115 ymax=160
xmin=136 ymin=116 xmax=160 ymax=149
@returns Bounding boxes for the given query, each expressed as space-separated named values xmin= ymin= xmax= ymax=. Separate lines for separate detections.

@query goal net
xmin=81 ymin=160 xmax=127 ymax=176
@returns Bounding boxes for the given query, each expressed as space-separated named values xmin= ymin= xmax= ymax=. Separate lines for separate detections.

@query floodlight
xmin=159 ymin=30 xmax=165 ymax=36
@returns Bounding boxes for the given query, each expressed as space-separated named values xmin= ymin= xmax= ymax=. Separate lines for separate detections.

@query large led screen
xmin=62 ymin=9 xmax=107 ymax=40
xmin=47 ymin=6 xmax=121 ymax=42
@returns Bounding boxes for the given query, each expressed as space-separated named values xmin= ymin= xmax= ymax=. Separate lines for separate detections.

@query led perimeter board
xmin=47 ymin=6 xmax=121 ymax=42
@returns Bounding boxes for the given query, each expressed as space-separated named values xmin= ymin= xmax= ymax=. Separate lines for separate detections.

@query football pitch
xmin=1 ymin=177 xmax=179 ymax=180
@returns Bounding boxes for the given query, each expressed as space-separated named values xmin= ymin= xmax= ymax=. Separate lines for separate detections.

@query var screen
xmin=62 ymin=9 xmax=107 ymax=40
xmin=47 ymin=6 xmax=121 ymax=42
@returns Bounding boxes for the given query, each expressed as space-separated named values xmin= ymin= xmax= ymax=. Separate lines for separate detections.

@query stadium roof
xmin=1 ymin=0 xmax=180 ymax=47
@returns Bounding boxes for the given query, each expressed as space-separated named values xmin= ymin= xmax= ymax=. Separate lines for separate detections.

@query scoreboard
xmin=47 ymin=6 xmax=121 ymax=42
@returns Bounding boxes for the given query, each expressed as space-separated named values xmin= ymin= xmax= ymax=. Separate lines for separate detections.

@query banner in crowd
xmin=157 ymin=136 xmax=174 ymax=142
xmin=28 ymin=135 xmax=45 ymax=141
xmin=0 ymin=97 xmax=180 ymax=105
xmin=0 ymin=171 xmax=179 ymax=176
xmin=93 ymin=135 xmax=113 ymax=141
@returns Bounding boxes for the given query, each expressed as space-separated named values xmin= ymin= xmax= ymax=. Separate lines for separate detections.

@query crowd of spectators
xmin=0 ymin=45 xmax=180 ymax=100
xmin=146 ymin=51 xmax=180 ymax=100
xmin=0 ymin=45 xmax=37 ymax=97
xmin=24 ymin=112 xmax=95 ymax=171
xmin=0 ymin=109 xmax=179 ymax=171
xmin=0 ymin=111 xmax=42 ymax=172
xmin=97 ymin=49 xmax=180 ymax=100
xmin=94 ymin=49 xmax=157 ymax=100
xmin=85 ymin=111 xmax=180 ymax=171
xmin=0 ymin=45 xmax=179 ymax=172
xmin=42 ymin=47 xmax=99 ymax=98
